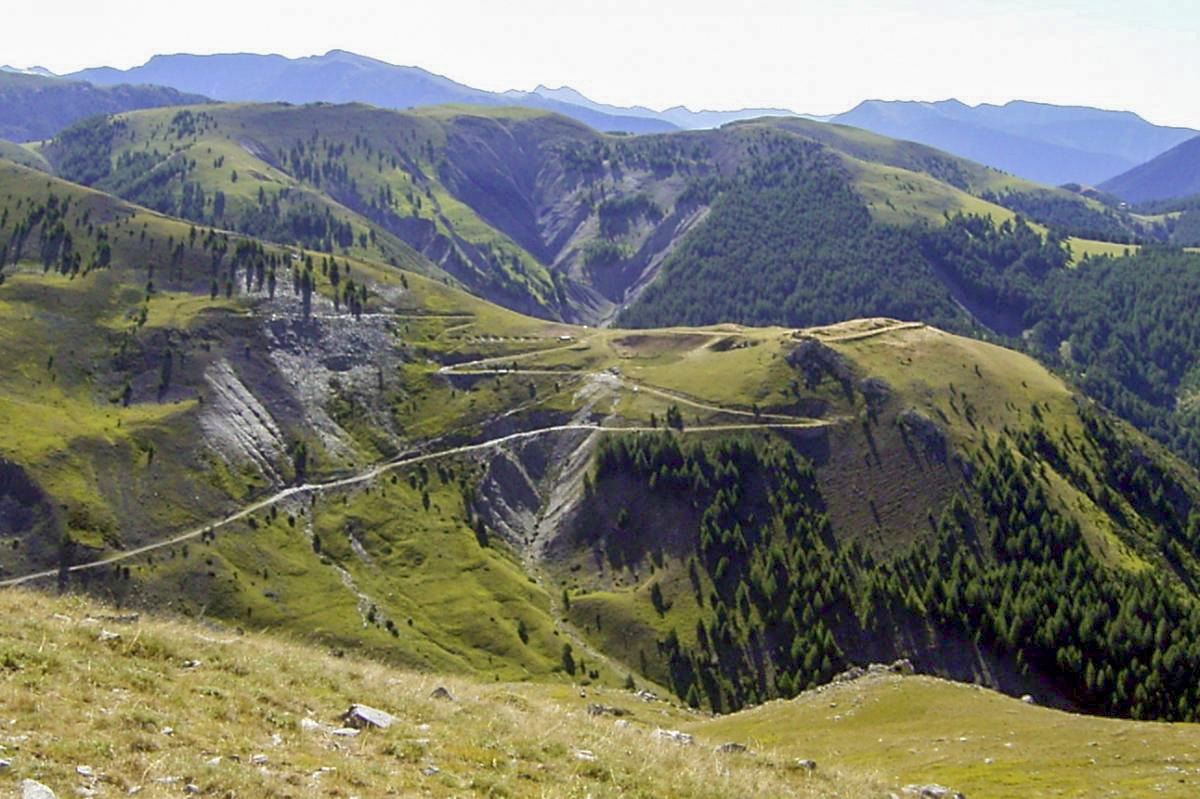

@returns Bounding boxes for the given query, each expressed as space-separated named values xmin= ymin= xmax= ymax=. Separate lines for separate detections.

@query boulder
xmin=22 ymin=779 xmax=57 ymax=799
xmin=1021 ymin=694 xmax=1036 ymax=705
xmin=342 ymin=703 xmax=397 ymax=729
xmin=794 ymin=759 xmax=817 ymax=771
xmin=429 ymin=686 xmax=455 ymax=702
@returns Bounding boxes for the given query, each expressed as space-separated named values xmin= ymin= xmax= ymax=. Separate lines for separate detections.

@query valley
xmin=1 ymin=47 xmax=1200 ymax=798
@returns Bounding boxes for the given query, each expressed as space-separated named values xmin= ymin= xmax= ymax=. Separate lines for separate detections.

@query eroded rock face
xmin=199 ymin=358 xmax=287 ymax=481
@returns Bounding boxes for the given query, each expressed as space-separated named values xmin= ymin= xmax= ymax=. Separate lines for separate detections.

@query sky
xmin=7 ymin=0 xmax=1199 ymax=127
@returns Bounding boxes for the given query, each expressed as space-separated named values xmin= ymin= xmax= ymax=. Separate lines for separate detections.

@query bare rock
xmin=794 ymin=759 xmax=817 ymax=771
xmin=342 ymin=703 xmax=397 ymax=729
xmin=1021 ymin=694 xmax=1036 ymax=705
xmin=652 ymin=728 xmax=694 ymax=745
xmin=714 ymin=742 xmax=748 ymax=754
xmin=22 ymin=779 xmax=57 ymax=799
xmin=634 ymin=690 xmax=659 ymax=702
xmin=586 ymin=703 xmax=628 ymax=717
xmin=429 ymin=686 xmax=455 ymax=702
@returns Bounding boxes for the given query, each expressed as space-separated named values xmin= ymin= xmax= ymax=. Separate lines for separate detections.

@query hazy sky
xmin=8 ymin=0 xmax=1198 ymax=127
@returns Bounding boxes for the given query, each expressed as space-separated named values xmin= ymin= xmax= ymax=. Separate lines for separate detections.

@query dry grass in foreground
xmin=0 ymin=588 xmax=886 ymax=798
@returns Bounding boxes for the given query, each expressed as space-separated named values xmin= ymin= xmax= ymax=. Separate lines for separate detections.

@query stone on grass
xmin=794 ymin=759 xmax=817 ymax=771
xmin=652 ymin=728 xmax=694 ymax=745
xmin=586 ymin=703 xmax=627 ymax=717
xmin=429 ymin=686 xmax=455 ymax=701
xmin=75 ymin=766 xmax=94 ymax=778
xmin=332 ymin=727 xmax=360 ymax=737
xmin=0 ymin=758 xmax=11 ymax=770
xmin=715 ymin=742 xmax=747 ymax=754
xmin=22 ymin=779 xmax=57 ymax=799
xmin=902 ymin=784 xmax=965 ymax=799
xmin=573 ymin=749 xmax=598 ymax=762
xmin=1021 ymin=694 xmax=1036 ymax=705
xmin=342 ymin=703 xmax=397 ymax=729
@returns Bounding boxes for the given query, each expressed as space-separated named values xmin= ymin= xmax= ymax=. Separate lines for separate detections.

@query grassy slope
xmin=700 ymin=673 xmax=1200 ymax=799
xmin=5 ymin=588 xmax=1199 ymax=799
xmin=0 ymin=588 xmax=882 ymax=799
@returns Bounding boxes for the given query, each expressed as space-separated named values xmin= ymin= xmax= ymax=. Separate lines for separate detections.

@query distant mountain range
xmin=66 ymin=50 xmax=678 ymax=135
xmin=0 ymin=71 xmax=210 ymax=142
xmin=1100 ymin=135 xmax=1200 ymax=204
xmin=828 ymin=99 xmax=1198 ymax=187
xmin=524 ymin=84 xmax=827 ymax=130
xmin=4 ymin=50 xmax=1195 ymax=189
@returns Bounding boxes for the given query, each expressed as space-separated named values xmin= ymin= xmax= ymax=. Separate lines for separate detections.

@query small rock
xmin=22 ymin=780 xmax=58 ymax=799
xmin=0 ymin=758 xmax=11 ymax=770
xmin=634 ymin=690 xmax=659 ymax=702
xmin=204 ymin=756 xmax=221 ymax=766
xmin=75 ymin=788 xmax=96 ymax=798
xmin=1020 ymin=694 xmax=1036 ymax=705
xmin=160 ymin=727 xmax=174 ymax=736
xmin=251 ymin=754 xmax=268 ymax=765
xmin=299 ymin=718 xmax=324 ymax=732
xmin=75 ymin=766 xmax=94 ymax=779
xmin=890 ymin=658 xmax=915 ymax=675
xmin=573 ymin=749 xmax=598 ymax=762
xmin=100 ymin=613 xmax=140 ymax=624
xmin=984 ymin=757 xmax=993 ymax=765
xmin=652 ymin=728 xmax=694 ymax=745
xmin=715 ymin=742 xmax=747 ymax=754
xmin=152 ymin=777 xmax=181 ymax=785
xmin=331 ymin=727 xmax=360 ymax=737
xmin=99 ymin=630 xmax=121 ymax=642
xmin=794 ymin=759 xmax=817 ymax=771
xmin=182 ymin=660 xmax=202 ymax=669
xmin=586 ymin=704 xmax=627 ymax=717
xmin=342 ymin=703 xmax=397 ymax=729
xmin=127 ymin=786 xmax=142 ymax=795
xmin=270 ymin=733 xmax=283 ymax=746
xmin=184 ymin=785 xmax=200 ymax=795
xmin=614 ymin=720 xmax=630 ymax=729
xmin=52 ymin=614 xmax=73 ymax=623
xmin=421 ymin=766 xmax=440 ymax=777
xmin=902 ymin=784 xmax=965 ymax=799
xmin=429 ymin=686 xmax=455 ymax=702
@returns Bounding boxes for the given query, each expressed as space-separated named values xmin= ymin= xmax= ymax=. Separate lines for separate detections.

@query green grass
xmin=696 ymin=674 xmax=1200 ymax=799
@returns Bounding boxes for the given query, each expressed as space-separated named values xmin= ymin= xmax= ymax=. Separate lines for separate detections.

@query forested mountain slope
xmin=35 ymin=102 xmax=1156 ymax=326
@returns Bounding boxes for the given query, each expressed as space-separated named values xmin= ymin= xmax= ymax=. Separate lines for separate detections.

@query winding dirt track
xmin=3 ymin=322 xmax=930 ymax=589
xmin=0 ymin=420 xmax=830 ymax=589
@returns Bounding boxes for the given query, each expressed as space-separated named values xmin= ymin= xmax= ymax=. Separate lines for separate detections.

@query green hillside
xmin=3 ymin=154 xmax=1200 ymax=733
xmin=34 ymin=101 xmax=1162 ymax=330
